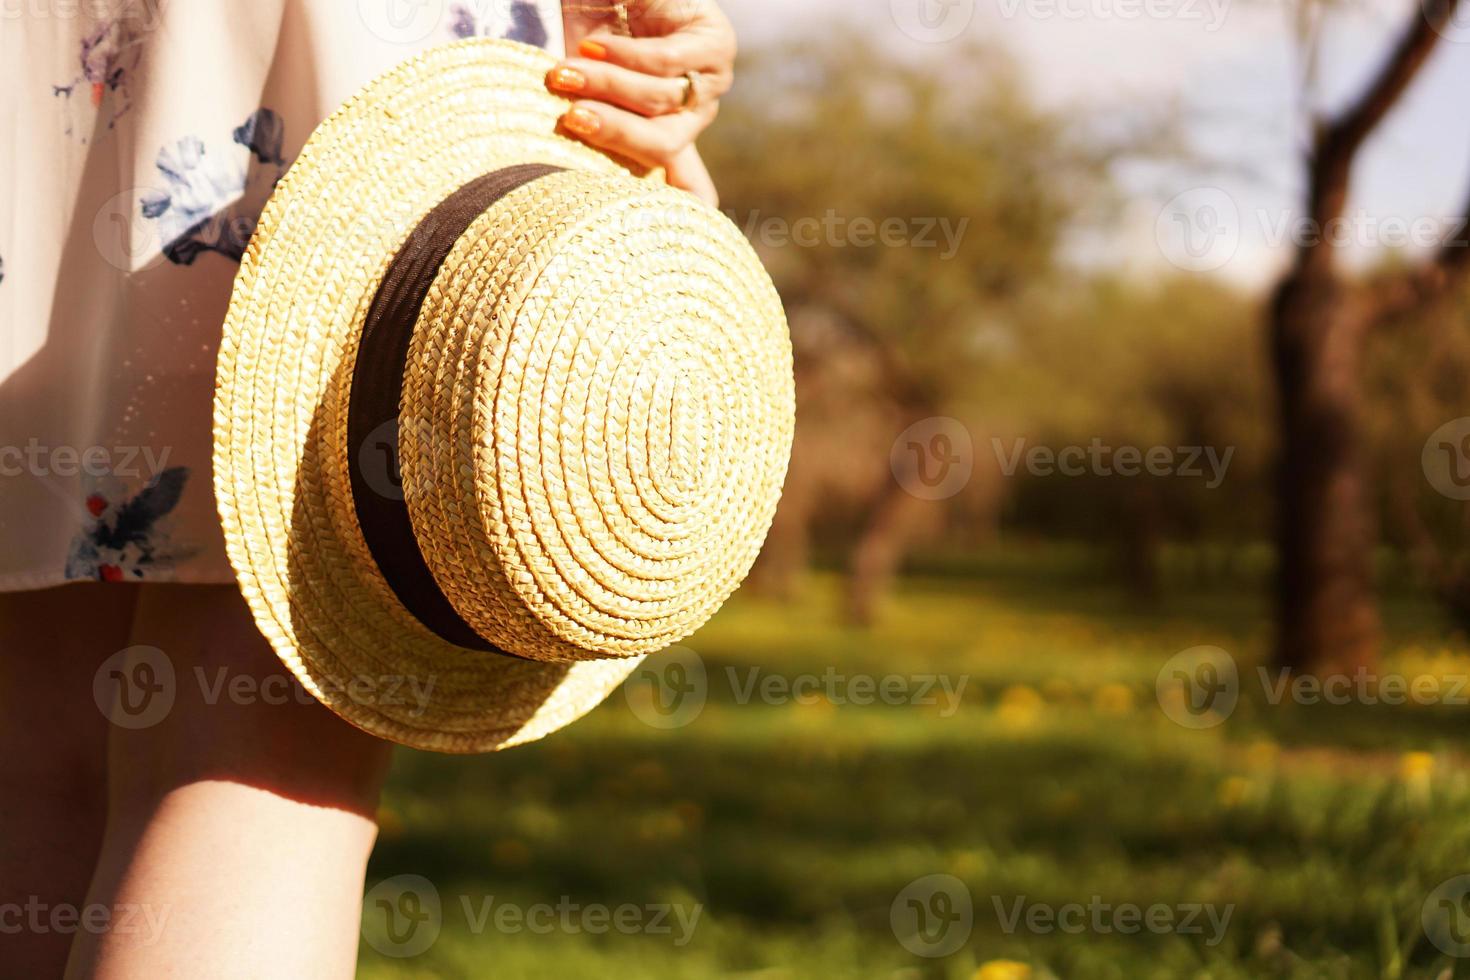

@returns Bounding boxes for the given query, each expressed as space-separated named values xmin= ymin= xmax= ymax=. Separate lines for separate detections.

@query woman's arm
xmin=553 ymin=0 xmax=736 ymax=206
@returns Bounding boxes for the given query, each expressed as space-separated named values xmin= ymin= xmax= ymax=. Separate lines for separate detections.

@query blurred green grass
xmin=360 ymin=551 xmax=1470 ymax=979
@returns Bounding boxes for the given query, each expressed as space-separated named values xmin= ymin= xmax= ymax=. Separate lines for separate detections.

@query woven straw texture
xmin=214 ymin=39 xmax=794 ymax=752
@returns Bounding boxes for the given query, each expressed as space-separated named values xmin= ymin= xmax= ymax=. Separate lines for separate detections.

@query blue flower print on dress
xmin=53 ymin=16 xmax=144 ymax=141
xmin=65 ymin=467 xmax=193 ymax=582
xmin=449 ymin=1 xmax=549 ymax=47
xmin=140 ymin=109 xmax=288 ymax=265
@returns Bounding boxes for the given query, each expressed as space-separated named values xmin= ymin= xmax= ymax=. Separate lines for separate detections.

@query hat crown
xmin=393 ymin=168 xmax=794 ymax=663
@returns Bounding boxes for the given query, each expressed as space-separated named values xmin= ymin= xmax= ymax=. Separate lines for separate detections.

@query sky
xmin=720 ymin=0 xmax=1470 ymax=288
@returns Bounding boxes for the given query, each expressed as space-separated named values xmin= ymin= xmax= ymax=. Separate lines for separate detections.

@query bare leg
xmin=0 ymin=583 xmax=140 ymax=977
xmin=65 ymin=584 xmax=393 ymax=979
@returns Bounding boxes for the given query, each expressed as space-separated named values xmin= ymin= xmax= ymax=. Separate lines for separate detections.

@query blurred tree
xmin=1271 ymin=0 xmax=1470 ymax=673
xmin=703 ymin=35 xmax=1110 ymax=621
xmin=991 ymin=275 xmax=1271 ymax=595
xmin=1367 ymin=284 xmax=1470 ymax=630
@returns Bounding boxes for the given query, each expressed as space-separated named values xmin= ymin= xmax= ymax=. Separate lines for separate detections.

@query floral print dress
xmin=0 ymin=0 xmax=567 ymax=589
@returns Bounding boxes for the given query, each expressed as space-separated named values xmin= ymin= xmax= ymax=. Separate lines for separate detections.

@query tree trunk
xmin=846 ymin=474 xmax=930 ymax=626
xmin=1270 ymin=273 xmax=1380 ymax=673
xmin=747 ymin=458 xmax=815 ymax=600
xmin=1113 ymin=482 xmax=1162 ymax=604
xmin=1262 ymin=0 xmax=1460 ymax=673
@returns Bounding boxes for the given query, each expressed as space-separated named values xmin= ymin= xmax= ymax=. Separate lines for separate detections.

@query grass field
xmin=359 ymin=549 xmax=1470 ymax=979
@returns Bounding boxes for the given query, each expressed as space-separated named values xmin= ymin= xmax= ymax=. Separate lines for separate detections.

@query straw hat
xmin=213 ymin=39 xmax=794 ymax=753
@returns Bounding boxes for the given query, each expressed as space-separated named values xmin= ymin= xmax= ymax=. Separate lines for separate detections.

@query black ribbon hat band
xmin=346 ymin=163 xmax=565 ymax=652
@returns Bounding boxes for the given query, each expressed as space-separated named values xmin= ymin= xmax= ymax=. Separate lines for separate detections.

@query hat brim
xmin=214 ymin=40 xmax=655 ymax=752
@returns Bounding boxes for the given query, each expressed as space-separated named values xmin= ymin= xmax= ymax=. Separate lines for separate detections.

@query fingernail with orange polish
xmin=562 ymin=106 xmax=601 ymax=137
xmin=547 ymin=66 xmax=587 ymax=93
xmin=579 ymin=38 xmax=608 ymax=61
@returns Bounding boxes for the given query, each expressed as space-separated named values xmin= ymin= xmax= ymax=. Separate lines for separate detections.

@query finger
xmin=577 ymin=29 xmax=735 ymax=81
xmin=547 ymin=59 xmax=692 ymax=117
xmin=626 ymin=0 xmax=728 ymax=35
xmin=560 ymin=99 xmax=716 ymax=170
xmin=664 ymin=144 xmax=718 ymax=208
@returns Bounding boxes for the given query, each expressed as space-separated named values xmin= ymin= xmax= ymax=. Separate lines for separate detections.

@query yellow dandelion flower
xmin=949 ymin=849 xmax=987 ymax=877
xmin=1400 ymin=751 xmax=1435 ymax=781
xmin=997 ymin=684 xmax=1043 ymax=728
xmin=1217 ymin=775 xmax=1251 ymax=808
xmin=975 ymin=961 xmax=1033 ymax=980
xmin=1401 ymin=751 xmax=1435 ymax=808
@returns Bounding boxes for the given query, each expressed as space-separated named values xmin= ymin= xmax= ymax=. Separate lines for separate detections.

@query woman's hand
xmin=551 ymin=1 xmax=735 ymax=206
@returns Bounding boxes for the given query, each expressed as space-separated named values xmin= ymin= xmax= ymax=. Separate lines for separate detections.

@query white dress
xmin=0 ymin=0 xmax=568 ymax=589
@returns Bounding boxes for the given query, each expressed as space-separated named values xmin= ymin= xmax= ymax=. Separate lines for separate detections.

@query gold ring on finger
xmin=679 ymin=70 xmax=701 ymax=110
